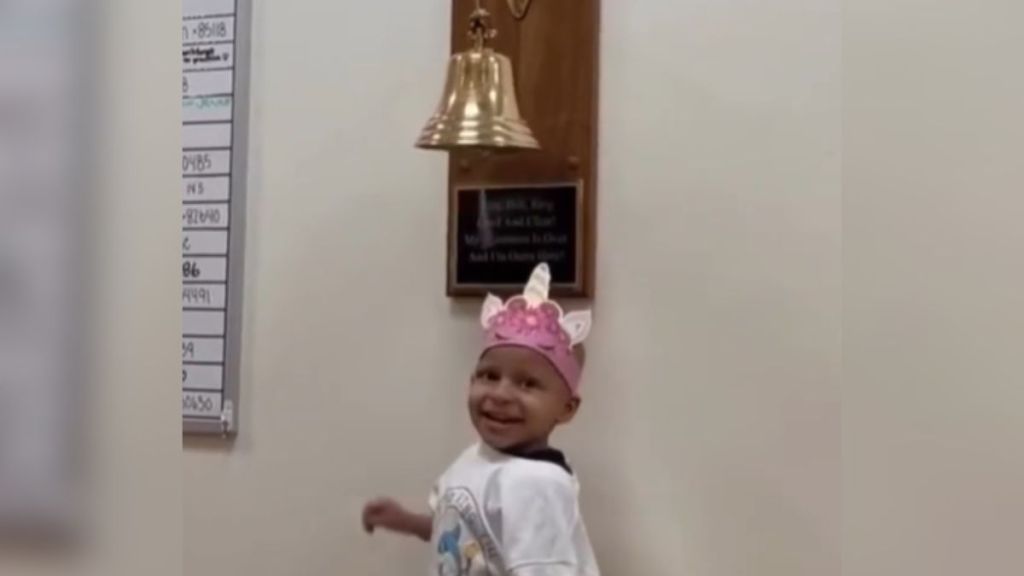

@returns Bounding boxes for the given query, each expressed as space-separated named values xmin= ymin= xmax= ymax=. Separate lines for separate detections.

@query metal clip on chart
xmin=219 ymin=400 xmax=235 ymax=437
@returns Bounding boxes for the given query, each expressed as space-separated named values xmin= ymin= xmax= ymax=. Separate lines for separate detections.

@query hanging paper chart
xmin=181 ymin=0 xmax=251 ymax=435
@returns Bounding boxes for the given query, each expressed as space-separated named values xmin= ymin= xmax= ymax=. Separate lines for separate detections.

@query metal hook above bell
xmin=415 ymin=6 xmax=540 ymax=151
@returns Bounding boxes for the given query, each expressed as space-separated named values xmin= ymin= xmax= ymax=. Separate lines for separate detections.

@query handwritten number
xmin=183 ymin=261 xmax=200 ymax=279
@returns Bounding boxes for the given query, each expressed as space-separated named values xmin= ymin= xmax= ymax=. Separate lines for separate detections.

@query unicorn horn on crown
xmin=522 ymin=263 xmax=551 ymax=307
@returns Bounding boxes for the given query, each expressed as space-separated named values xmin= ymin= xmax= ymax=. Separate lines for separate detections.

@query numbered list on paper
xmin=181 ymin=0 xmax=239 ymax=420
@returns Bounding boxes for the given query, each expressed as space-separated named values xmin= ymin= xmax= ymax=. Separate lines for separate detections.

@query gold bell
xmin=416 ymin=6 xmax=540 ymax=151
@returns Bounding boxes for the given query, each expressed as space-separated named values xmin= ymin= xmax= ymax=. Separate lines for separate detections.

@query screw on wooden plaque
xmin=568 ymin=156 xmax=580 ymax=171
xmin=459 ymin=158 xmax=472 ymax=172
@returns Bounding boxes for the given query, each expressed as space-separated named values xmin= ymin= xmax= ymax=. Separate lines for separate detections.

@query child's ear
xmin=557 ymin=397 xmax=581 ymax=425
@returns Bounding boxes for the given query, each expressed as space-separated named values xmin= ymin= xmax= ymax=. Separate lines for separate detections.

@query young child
xmin=362 ymin=263 xmax=600 ymax=576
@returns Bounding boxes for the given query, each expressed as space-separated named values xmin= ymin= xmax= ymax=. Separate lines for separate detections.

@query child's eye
xmin=475 ymin=369 xmax=500 ymax=382
xmin=519 ymin=378 xmax=541 ymax=390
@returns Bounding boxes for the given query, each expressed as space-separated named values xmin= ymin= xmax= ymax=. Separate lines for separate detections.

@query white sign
xmin=182 ymin=0 xmax=249 ymax=434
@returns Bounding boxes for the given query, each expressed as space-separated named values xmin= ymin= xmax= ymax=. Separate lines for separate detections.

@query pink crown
xmin=480 ymin=264 xmax=592 ymax=396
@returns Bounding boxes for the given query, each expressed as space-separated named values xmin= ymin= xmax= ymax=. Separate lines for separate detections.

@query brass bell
xmin=416 ymin=6 xmax=540 ymax=151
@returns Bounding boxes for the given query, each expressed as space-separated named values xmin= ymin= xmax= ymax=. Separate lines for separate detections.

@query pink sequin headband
xmin=480 ymin=264 xmax=592 ymax=396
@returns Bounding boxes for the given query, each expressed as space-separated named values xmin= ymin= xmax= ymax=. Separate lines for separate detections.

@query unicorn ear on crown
xmin=480 ymin=293 xmax=504 ymax=328
xmin=561 ymin=310 xmax=592 ymax=346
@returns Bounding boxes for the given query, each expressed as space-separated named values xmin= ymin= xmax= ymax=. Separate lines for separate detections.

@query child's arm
xmin=362 ymin=497 xmax=432 ymax=542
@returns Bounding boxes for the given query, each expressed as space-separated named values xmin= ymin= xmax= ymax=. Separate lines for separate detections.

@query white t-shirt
xmin=429 ymin=443 xmax=600 ymax=576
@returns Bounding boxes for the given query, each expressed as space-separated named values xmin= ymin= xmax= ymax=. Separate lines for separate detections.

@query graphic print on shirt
xmin=434 ymin=487 xmax=504 ymax=576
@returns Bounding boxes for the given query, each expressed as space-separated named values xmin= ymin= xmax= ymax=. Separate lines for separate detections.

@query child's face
xmin=468 ymin=346 xmax=579 ymax=452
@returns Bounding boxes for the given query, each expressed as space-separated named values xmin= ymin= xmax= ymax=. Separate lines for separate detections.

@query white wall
xmin=184 ymin=1 xmax=840 ymax=575
xmin=593 ymin=0 xmax=841 ymax=574
xmin=844 ymin=1 xmax=1024 ymax=574
xmin=90 ymin=1 xmax=183 ymax=573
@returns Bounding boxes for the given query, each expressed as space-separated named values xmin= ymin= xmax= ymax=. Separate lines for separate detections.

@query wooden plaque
xmin=447 ymin=0 xmax=600 ymax=297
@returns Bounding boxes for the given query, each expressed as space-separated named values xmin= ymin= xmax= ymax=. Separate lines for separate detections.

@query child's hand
xmin=362 ymin=497 xmax=433 ymax=541
xmin=362 ymin=497 xmax=412 ymax=534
